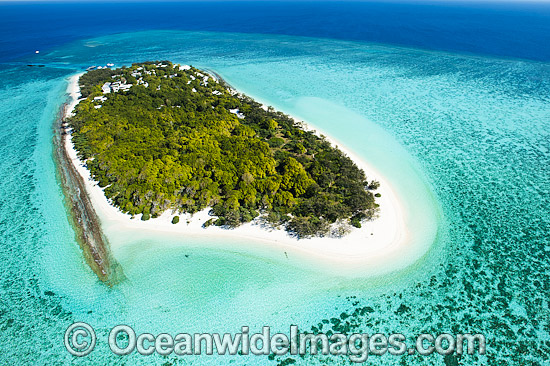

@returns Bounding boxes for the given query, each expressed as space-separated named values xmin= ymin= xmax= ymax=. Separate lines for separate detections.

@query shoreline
xmin=56 ymin=73 xmax=122 ymax=285
xmin=64 ymin=70 xmax=411 ymax=277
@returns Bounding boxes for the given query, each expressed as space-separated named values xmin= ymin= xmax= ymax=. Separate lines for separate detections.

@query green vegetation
xmin=68 ymin=61 xmax=379 ymax=238
xmin=172 ymin=216 xmax=180 ymax=224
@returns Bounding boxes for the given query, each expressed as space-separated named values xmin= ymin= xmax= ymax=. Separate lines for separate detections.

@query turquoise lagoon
xmin=1 ymin=31 xmax=549 ymax=364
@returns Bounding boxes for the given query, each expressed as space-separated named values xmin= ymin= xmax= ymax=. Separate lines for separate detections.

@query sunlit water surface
xmin=0 ymin=31 xmax=548 ymax=364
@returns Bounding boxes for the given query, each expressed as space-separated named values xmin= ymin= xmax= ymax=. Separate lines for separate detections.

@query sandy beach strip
xmin=64 ymin=72 xmax=411 ymax=277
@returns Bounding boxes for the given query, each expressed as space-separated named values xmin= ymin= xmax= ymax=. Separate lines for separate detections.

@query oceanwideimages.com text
xmin=65 ymin=322 xmax=486 ymax=362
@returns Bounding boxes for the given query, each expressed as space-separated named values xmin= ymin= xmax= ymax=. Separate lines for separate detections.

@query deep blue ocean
xmin=0 ymin=1 xmax=549 ymax=365
xmin=1 ymin=1 xmax=550 ymax=63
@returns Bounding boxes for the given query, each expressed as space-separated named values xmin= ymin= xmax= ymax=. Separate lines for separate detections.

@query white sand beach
xmin=64 ymin=73 xmax=414 ymax=277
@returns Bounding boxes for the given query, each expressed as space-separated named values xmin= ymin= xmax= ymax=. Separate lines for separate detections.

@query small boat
xmin=86 ymin=66 xmax=96 ymax=71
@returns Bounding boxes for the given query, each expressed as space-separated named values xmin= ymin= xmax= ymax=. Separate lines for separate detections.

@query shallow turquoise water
xmin=1 ymin=31 xmax=549 ymax=364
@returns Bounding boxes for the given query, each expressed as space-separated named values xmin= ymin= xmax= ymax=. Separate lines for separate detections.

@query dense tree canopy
xmin=68 ymin=62 xmax=379 ymax=238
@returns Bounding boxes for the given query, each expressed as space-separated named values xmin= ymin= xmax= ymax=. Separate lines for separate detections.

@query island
xmin=66 ymin=61 xmax=380 ymax=239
